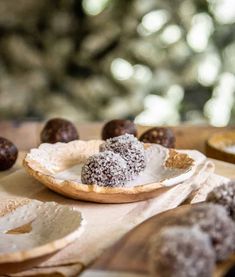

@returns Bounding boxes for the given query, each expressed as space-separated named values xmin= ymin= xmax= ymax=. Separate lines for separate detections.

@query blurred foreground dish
xmin=206 ymin=131 xmax=235 ymax=163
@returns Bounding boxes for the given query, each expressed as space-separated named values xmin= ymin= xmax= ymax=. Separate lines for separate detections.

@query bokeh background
xmin=0 ymin=0 xmax=235 ymax=126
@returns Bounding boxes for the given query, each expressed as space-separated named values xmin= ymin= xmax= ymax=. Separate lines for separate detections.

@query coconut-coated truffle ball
xmin=149 ymin=226 xmax=215 ymax=277
xmin=102 ymin=119 xmax=137 ymax=140
xmin=207 ymin=181 xmax=235 ymax=220
xmin=180 ymin=203 xmax=235 ymax=261
xmin=0 ymin=137 xmax=18 ymax=171
xmin=40 ymin=118 xmax=79 ymax=144
xmin=139 ymin=127 xmax=175 ymax=148
xmin=81 ymin=151 xmax=128 ymax=187
xmin=100 ymin=134 xmax=146 ymax=179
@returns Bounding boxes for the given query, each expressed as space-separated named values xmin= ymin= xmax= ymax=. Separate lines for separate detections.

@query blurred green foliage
xmin=0 ymin=0 xmax=234 ymax=126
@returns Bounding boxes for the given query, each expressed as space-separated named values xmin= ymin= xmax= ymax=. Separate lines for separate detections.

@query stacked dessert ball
xmin=81 ymin=119 xmax=176 ymax=187
xmin=178 ymin=203 xmax=235 ymax=262
xmin=149 ymin=204 xmax=235 ymax=277
xmin=39 ymin=118 xmax=176 ymax=187
xmin=149 ymin=182 xmax=235 ymax=277
xmin=38 ymin=117 xmax=176 ymax=188
xmin=100 ymin=134 xmax=146 ymax=180
xmin=81 ymin=134 xmax=146 ymax=187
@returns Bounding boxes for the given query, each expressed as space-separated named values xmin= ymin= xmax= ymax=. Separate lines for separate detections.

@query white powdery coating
xmin=55 ymin=144 xmax=195 ymax=187
xmin=81 ymin=151 xmax=128 ymax=187
xmin=207 ymin=181 xmax=235 ymax=220
xmin=100 ymin=134 xmax=146 ymax=180
xmin=149 ymin=226 xmax=215 ymax=277
xmin=180 ymin=203 xmax=235 ymax=261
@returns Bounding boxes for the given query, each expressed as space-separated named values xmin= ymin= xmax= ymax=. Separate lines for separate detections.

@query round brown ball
xmin=0 ymin=137 xmax=18 ymax=171
xmin=139 ymin=127 xmax=175 ymax=148
xmin=40 ymin=118 xmax=79 ymax=144
xmin=102 ymin=119 xmax=137 ymax=140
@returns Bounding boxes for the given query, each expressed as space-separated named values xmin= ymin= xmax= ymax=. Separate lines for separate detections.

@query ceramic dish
xmin=206 ymin=131 xmax=235 ymax=164
xmin=0 ymin=198 xmax=83 ymax=274
xmin=23 ymin=140 xmax=205 ymax=203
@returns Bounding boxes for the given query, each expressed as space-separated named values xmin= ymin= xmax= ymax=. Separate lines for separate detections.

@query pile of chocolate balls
xmin=81 ymin=134 xmax=146 ymax=187
xmin=41 ymin=118 xmax=175 ymax=187
xmin=0 ymin=118 xmax=175 ymax=174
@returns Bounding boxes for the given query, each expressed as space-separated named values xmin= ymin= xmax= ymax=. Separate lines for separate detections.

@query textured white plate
xmin=23 ymin=140 xmax=205 ymax=203
xmin=0 ymin=198 xmax=83 ymax=264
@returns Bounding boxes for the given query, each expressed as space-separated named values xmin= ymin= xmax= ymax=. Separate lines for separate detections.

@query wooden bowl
xmin=23 ymin=140 xmax=204 ymax=204
xmin=206 ymin=131 xmax=235 ymax=164
xmin=0 ymin=198 xmax=84 ymax=274
xmin=90 ymin=204 xmax=235 ymax=277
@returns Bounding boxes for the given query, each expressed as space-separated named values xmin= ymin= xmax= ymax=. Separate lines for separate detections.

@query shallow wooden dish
xmin=90 ymin=204 xmax=235 ymax=277
xmin=0 ymin=198 xmax=83 ymax=274
xmin=23 ymin=140 xmax=203 ymax=204
xmin=206 ymin=131 xmax=235 ymax=164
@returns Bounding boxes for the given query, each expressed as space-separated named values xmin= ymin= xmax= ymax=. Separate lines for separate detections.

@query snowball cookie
xmin=81 ymin=151 xmax=128 ymax=187
xmin=100 ymin=134 xmax=146 ymax=180
xmin=180 ymin=203 xmax=235 ymax=261
xmin=207 ymin=181 xmax=235 ymax=220
xmin=149 ymin=226 xmax=215 ymax=277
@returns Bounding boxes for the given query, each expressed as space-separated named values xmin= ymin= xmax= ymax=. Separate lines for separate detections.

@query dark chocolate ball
xmin=0 ymin=137 xmax=18 ymax=171
xmin=102 ymin=119 xmax=137 ymax=140
xmin=139 ymin=127 xmax=175 ymax=148
xmin=149 ymin=226 xmax=215 ymax=277
xmin=40 ymin=118 xmax=79 ymax=144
